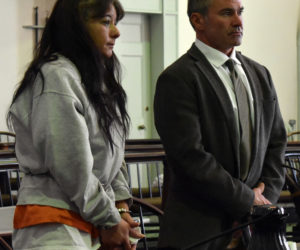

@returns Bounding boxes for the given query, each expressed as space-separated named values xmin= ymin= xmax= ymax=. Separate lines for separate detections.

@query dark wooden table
xmin=125 ymin=144 xmax=164 ymax=152
xmin=125 ymin=150 xmax=166 ymax=163
xmin=0 ymin=143 xmax=15 ymax=151
xmin=0 ymin=161 xmax=18 ymax=170
xmin=286 ymin=142 xmax=300 ymax=153
xmin=0 ymin=150 xmax=15 ymax=159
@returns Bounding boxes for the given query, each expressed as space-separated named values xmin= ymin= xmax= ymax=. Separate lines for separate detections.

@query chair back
xmin=0 ymin=165 xmax=20 ymax=207
xmin=287 ymin=131 xmax=300 ymax=142
xmin=125 ymin=139 xmax=166 ymax=209
xmin=285 ymin=152 xmax=300 ymax=189
xmin=125 ymin=139 xmax=166 ymax=249
xmin=131 ymin=197 xmax=163 ymax=250
xmin=283 ymin=152 xmax=300 ymax=243
xmin=0 ymin=132 xmax=15 ymax=150
xmin=0 ymin=131 xmax=18 ymax=207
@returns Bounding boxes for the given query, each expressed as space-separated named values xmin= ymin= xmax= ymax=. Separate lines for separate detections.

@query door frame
xmin=120 ymin=0 xmax=178 ymax=138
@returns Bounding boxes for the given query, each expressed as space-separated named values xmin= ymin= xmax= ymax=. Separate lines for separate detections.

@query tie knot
xmin=225 ymin=59 xmax=235 ymax=72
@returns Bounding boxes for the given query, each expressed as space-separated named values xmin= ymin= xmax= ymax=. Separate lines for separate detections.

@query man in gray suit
xmin=154 ymin=0 xmax=287 ymax=249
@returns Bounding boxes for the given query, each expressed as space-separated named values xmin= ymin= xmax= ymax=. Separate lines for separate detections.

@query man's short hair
xmin=187 ymin=0 xmax=213 ymax=17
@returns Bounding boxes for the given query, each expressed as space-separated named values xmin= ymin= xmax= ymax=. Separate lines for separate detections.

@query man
xmin=154 ymin=0 xmax=287 ymax=249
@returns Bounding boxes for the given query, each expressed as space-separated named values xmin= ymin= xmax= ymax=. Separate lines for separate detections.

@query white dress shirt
xmin=195 ymin=39 xmax=255 ymax=133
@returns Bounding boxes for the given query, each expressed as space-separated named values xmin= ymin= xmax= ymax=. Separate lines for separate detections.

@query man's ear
xmin=190 ymin=12 xmax=205 ymax=31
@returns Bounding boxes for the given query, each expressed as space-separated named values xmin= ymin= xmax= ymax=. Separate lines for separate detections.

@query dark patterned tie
xmin=225 ymin=59 xmax=252 ymax=180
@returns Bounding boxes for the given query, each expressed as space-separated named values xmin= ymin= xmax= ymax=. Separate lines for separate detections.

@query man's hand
xmin=252 ymin=182 xmax=271 ymax=205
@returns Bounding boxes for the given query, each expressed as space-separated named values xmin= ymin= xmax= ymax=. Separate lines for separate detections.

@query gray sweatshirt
xmin=9 ymin=55 xmax=131 ymax=228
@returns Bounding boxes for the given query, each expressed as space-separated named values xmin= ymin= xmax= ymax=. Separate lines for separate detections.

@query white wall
xmin=1 ymin=0 xmax=300 ymax=132
xmin=0 ymin=0 xmax=34 ymax=130
xmin=241 ymin=0 xmax=300 ymax=132
xmin=0 ymin=0 xmax=18 ymax=130
xmin=0 ymin=0 xmax=54 ymax=131
xmin=178 ymin=0 xmax=300 ymax=131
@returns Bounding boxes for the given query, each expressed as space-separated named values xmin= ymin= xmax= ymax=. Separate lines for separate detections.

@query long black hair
xmin=8 ymin=0 xmax=129 ymax=151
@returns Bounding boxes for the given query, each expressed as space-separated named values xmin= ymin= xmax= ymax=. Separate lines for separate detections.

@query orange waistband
xmin=14 ymin=205 xmax=100 ymax=238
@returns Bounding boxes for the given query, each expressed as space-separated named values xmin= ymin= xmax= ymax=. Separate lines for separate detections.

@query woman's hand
xmin=115 ymin=201 xmax=145 ymax=241
xmin=120 ymin=212 xmax=145 ymax=240
xmin=100 ymin=200 xmax=145 ymax=250
xmin=99 ymin=219 xmax=131 ymax=250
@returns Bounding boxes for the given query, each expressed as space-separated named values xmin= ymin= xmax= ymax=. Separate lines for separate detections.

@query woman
xmin=7 ymin=0 xmax=144 ymax=249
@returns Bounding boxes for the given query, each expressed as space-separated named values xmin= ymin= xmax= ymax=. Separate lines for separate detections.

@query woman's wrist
xmin=117 ymin=208 xmax=131 ymax=214
xmin=116 ymin=200 xmax=129 ymax=209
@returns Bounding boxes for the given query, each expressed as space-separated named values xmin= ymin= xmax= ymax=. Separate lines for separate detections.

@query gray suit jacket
xmin=154 ymin=44 xmax=286 ymax=249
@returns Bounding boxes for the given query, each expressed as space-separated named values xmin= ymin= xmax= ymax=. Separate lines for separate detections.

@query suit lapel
xmin=236 ymin=52 xmax=262 ymax=169
xmin=187 ymin=44 xmax=240 ymax=161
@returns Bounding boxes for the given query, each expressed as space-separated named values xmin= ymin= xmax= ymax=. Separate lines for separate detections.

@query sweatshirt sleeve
xmin=30 ymin=66 xmax=121 ymax=228
xmin=111 ymin=161 xmax=133 ymax=206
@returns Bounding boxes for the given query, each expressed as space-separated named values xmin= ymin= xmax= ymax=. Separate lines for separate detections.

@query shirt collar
xmin=194 ymin=39 xmax=241 ymax=68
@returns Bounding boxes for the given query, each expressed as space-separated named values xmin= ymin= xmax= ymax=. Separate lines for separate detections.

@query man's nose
xmin=232 ymin=13 xmax=243 ymax=27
